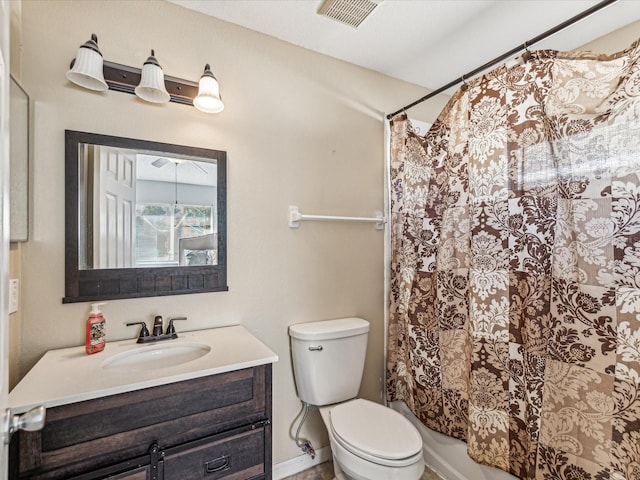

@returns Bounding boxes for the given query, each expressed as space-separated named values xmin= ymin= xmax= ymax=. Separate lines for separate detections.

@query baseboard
xmin=272 ymin=446 xmax=332 ymax=479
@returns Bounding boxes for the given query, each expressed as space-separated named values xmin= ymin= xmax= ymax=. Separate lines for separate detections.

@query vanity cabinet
xmin=10 ymin=365 xmax=272 ymax=480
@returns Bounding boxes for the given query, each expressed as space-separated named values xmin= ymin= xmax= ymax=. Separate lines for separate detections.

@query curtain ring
xmin=461 ymin=75 xmax=469 ymax=91
xmin=522 ymin=42 xmax=532 ymax=62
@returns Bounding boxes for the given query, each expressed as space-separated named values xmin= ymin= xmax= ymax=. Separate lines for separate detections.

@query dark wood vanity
xmin=10 ymin=365 xmax=272 ymax=480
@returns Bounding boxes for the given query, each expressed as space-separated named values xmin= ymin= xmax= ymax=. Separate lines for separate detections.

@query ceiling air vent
xmin=317 ymin=0 xmax=382 ymax=28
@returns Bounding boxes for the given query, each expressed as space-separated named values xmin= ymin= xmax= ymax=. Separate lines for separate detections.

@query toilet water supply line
xmin=294 ymin=401 xmax=316 ymax=459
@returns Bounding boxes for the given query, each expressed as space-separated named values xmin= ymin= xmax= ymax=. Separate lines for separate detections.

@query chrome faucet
xmin=126 ymin=316 xmax=187 ymax=343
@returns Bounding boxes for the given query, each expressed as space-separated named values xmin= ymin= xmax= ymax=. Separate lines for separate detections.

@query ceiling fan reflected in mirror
xmin=151 ymin=156 xmax=208 ymax=174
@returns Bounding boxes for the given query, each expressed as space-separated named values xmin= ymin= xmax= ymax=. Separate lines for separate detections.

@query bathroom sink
xmin=102 ymin=342 xmax=211 ymax=370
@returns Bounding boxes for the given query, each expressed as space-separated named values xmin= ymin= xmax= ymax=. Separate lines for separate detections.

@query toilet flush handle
xmin=308 ymin=345 xmax=323 ymax=352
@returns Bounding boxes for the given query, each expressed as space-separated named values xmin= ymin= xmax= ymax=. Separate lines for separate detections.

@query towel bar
xmin=288 ymin=206 xmax=385 ymax=230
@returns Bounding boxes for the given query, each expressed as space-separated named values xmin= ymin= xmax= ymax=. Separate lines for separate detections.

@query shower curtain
xmin=387 ymin=40 xmax=640 ymax=480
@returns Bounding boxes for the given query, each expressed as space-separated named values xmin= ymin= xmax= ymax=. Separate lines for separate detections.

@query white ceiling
xmin=169 ymin=0 xmax=640 ymax=91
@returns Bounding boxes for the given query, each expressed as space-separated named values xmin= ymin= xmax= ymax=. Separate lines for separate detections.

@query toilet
xmin=289 ymin=317 xmax=425 ymax=480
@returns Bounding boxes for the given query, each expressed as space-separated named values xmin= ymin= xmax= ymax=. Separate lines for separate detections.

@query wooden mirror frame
xmin=64 ymin=130 xmax=227 ymax=303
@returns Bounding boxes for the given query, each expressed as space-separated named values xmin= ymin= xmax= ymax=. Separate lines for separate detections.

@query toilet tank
xmin=289 ymin=317 xmax=369 ymax=406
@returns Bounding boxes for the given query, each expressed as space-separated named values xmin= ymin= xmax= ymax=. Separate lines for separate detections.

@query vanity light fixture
xmin=66 ymin=34 xmax=224 ymax=113
xmin=134 ymin=50 xmax=171 ymax=103
xmin=193 ymin=64 xmax=224 ymax=113
xmin=66 ymin=34 xmax=108 ymax=91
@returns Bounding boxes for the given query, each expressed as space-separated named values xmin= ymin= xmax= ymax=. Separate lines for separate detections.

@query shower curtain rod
xmin=386 ymin=0 xmax=618 ymax=120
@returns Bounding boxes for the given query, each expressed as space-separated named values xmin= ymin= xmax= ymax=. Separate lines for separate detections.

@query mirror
xmin=65 ymin=130 xmax=227 ymax=303
xmin=10 ymin=75 xmax=29 ymax=242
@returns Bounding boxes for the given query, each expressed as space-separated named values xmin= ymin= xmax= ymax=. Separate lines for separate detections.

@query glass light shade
xmin=66 ymin=34 xmax=108 ymax=91
xmin=193 ymin=64 xmax=224 ymax=113
xmin=134 ymin=50 xmax=170 ymax=104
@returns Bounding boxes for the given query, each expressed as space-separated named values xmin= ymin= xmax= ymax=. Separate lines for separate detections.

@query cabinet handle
xmin=205 ymin=455 xmax=230 ymax=474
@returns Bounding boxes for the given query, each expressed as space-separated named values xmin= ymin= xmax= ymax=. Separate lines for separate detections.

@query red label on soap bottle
xmin=86 ymin=315 xmax=106 ymax=354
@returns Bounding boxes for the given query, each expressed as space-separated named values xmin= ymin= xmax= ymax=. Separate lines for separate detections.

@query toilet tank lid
xmin=289 ymin=317 xmax=370 ymax=341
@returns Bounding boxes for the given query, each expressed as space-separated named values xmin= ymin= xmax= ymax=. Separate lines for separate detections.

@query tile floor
xmin=282 ymin=460 xmax=442 ymax=480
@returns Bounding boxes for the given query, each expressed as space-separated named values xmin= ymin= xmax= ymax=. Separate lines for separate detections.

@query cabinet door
xmin=163 ymin=428 xmax=264 ymax=480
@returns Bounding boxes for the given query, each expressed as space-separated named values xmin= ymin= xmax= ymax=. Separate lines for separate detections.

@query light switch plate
xmin=9 ymin=278 xmax=18 ymax=314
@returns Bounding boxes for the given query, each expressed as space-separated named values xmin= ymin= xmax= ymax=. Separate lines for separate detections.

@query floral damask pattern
xmin=388 ymin=39 xmax=640 ymax=480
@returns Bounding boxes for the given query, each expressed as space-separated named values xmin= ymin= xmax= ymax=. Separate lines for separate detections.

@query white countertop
xmin=9 ymin=325 xmax=278 ymax=414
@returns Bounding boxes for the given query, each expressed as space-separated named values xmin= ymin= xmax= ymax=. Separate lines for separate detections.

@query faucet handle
xmin=166 ymin=316 xmax=187 ymax=336
xmin=126 ymin=321 xmax=150 ymax=342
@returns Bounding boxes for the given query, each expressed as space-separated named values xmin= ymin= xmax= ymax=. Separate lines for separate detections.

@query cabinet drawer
xmin=106 ymin=466 xmax=149 ymax=480
xmin=163 ymin=428 xmax=264 ymax=480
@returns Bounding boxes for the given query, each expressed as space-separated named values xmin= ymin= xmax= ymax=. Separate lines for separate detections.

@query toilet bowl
xmin=319 ymin=399 xmax=424 ymax=480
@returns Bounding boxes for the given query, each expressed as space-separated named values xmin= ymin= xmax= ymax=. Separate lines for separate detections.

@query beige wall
xmin=580 ymin=19 xmax=640 ymax=52
xmin=9 ymin=243 xmax=21 ymax=389
xmin=13 ymin=0 xmax=443 ymax=466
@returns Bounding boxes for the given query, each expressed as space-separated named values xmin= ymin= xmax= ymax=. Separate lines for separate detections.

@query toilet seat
xmin=329 ymin=398 xmax=423 ymax=467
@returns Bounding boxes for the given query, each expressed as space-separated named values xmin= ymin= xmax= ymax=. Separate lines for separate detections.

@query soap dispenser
xmin=86 ymin=302 xmax=107 ymax=354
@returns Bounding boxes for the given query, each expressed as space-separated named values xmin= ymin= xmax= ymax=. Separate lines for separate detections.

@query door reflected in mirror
xmin=65 ymin=131 xmax=227 ymax=303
